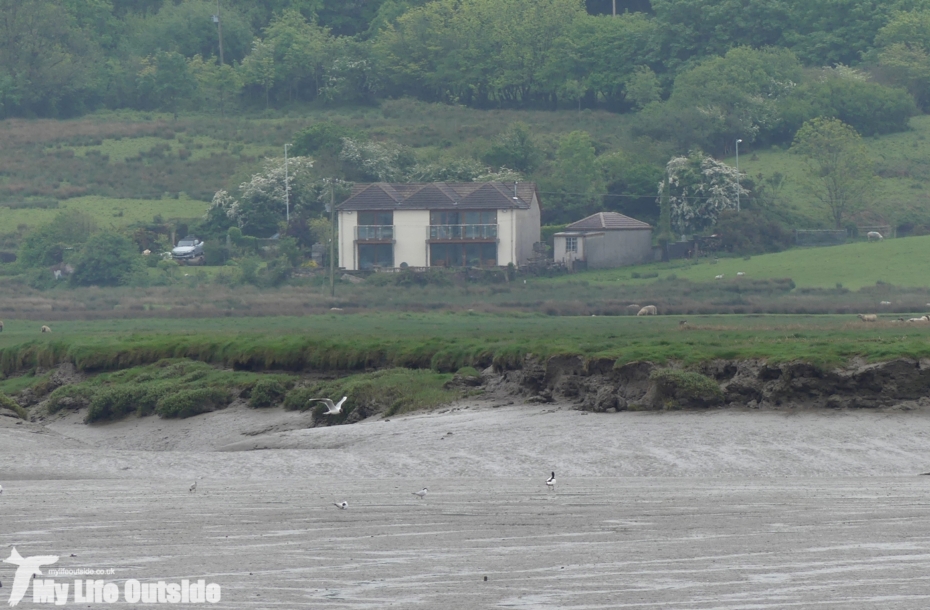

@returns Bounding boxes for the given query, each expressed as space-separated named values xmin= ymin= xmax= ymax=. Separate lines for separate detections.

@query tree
xmin=187 ymin=54 xmax=241 ymax=116
xmin=127 ymin=0 xmax=253 ymax=62
xmin=70 ymin=231 xmax=142 ymax=287
xmin=137 ymin=51 xmax=198 ymax=118
xmin=658 ymin=151 xmax=745 ymax=236
xmin=539 ymin=131 xmax=604 ymax=223
xmin=624 ymin=66 xmax=661 ymax=111
xmin=481 ymin=122 xmax=542 ymax=173
xmin=19 ymin=210 xmax=98 ymax=268
xmin=239 ymin=38 xmax=275 ymax=107
xmin=790 ymin=117 xmax=875 ymax=230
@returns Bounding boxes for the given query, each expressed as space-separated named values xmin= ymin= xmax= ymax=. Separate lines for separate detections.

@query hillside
xmin=569 ymin=234 xmax=930 ymax=291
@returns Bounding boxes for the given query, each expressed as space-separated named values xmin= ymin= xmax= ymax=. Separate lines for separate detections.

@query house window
xmin=565 ymin=237 xmax=578 ymax=253
xmin=430 ymin=243 xmax=497 ymax=267
xmin=358 ymin=211 xmax=393 ymax=226
xmin=358 ymin=244 xmax=393 ymax=269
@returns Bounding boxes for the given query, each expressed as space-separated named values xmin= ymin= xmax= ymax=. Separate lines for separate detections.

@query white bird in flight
xmin=546 ymin=472 xmax=556 ymax=490
xmin=334 ymin=501 xmax=348 ymax=510
xmin=309 ymin=396 xmax=348 ymax=415
xmin=412 ymin=488 xmax=428 ymax=499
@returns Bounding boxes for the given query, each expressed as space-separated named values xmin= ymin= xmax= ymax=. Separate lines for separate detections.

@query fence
xmin=794 ymin=229 xmax=847 ymax=247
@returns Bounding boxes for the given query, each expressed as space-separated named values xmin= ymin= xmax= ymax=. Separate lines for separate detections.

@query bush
xmin=71 ymin=231 xmax=143 ymax=287
xmin=85 ymin=384 xmax=168 ymax=423
xmin=715 ymin=210 xmax=793 ymax=255
xmin=650 ymin=369 xmax=723 ymax=409
xmin=46 ymin=385 xmax=95 ymax=414
xmin=0 ymin=392 xmax=27 ymax=420
xmin=156 ymin=387 xmax=230 ymax=419
xmin=249 ymin=378 xmax=288 ymax=408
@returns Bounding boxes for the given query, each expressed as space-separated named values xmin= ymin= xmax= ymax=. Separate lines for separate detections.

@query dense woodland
xmin=8 ymin=0 xmax=930 ymax=286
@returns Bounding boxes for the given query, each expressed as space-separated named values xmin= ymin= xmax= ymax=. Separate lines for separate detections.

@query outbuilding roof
xmin=565 ymin=212 xmax=652 ymax=231
xmin=337 ymin=182 xmax=537 ymax=211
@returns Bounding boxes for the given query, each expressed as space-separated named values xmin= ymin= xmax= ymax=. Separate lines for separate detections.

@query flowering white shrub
xmin=658 ymin=152 xmax=747 ymax=236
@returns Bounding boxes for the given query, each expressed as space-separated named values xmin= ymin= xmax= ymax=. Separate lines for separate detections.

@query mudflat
xmin=3 ymin=402 xmax=930 ymax=608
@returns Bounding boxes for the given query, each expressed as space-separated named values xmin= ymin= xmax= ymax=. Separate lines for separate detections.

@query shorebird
xmin=412 ymin=488 xmax=428 ymax=499
xmin=546 ymin=472 xmax=556 ymax=490
xmin=308 ymin=396 xmax=348 ymax=415
xmin=189 ymin=481 xmax=197 ymax=493
xmin=334 ymin=501 xmax=348 ymax=510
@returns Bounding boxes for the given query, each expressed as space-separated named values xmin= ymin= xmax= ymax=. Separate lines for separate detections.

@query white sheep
xmin=715 ymin=274 xmax=724 ymax=280
xmin=880 ymin=301 xmax=892 ymax=306
xmin=736 ymin=272 xmax=745 ymax=276
xmin=636 ymin=305 xmax=658 ymax=316
xmin=143 ymin=249 xmax=152 ymax=256
xmin=626 ymin=304 xmax=640 ymax=309
xmin=907 ymin=316 xmax=929 ymax=322
xmin=867 ymin=231 xmax=884 ymax=241
xmin=40 ymin=325 xmax=51 ymax=333
xmin=857 ymin=314 xmax=877 ymax=322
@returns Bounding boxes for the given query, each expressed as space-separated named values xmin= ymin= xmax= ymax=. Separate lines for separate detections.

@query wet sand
xmin=3 ymin=402 xmax=930 ymax=608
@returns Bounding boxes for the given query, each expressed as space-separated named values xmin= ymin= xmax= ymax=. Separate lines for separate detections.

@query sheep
xmin=715 ymin=274 xmax=724 ymax=280
xmin=626 ymin=304 xmax=641 ymax=309
xmin=867 ymin=231 xmax=884 ymax=241
xmin=857 ymin=314 xmax=877 ymax=322
xmin=636 ymin=305 xmax=658 ymax=316
xmin=880 ymin=301 xmax=892 ymax=306
xmin=907 ymin=316 xmax=930 ymax=322
xmin=142 ymin=249 xmax=151 ymax=256
xmin=736 ymin=272 xmax=745 ymax=276
xmin=40 ymin=325 xmax=51 ymax=333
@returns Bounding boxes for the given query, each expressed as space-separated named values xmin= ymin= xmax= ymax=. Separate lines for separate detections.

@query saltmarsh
xmin=0 ymin=313 xmax=928 ymax=379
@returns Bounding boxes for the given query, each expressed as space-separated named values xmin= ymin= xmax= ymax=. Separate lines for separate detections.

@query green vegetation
xmin=2 ymin=313 xmax=930 ymax=380
xmin=0 ymin=392 xmax=28 ymax=420
xmin=573 ymin=235 xmax=930 ymax=290
xmin=650 ymin=369 xmax=724 ymax=409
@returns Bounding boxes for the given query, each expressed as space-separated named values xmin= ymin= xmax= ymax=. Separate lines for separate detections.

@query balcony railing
xmin=429 ymin=224 xmax=498 ymax=240
xmin=355 ymin=225 xmax=394 ymax=241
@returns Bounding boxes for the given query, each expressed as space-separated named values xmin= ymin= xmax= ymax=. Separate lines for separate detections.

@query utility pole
xmin=735 ymin=138 xmax=742 ymax=212
xmin=612 ymin=0 xmax=617 ymax=16
xmin=329 ymin=180 xmax=336 ymax=298
xmin=214 ymin=0 xmax=224 ymax=66
xmin=284 ymin=143 xmax=290 ymax=224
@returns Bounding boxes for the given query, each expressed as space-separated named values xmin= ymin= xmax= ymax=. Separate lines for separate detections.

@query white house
xmin=554 ymin=212 xmax=653 ymax=269
xmin=337 ymin=182 xmax=541 ymax=271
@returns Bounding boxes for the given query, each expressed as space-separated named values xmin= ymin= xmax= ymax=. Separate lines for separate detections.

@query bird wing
xmin=309 ymin=398 xmax=335 ymax=409
xmin=335 ymin=396 xmax=348 ymax=408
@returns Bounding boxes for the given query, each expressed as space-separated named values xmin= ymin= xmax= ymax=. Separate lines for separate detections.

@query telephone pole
xmin=214 ymin=0 xmax=225 ymax=66
xmin=329 ymin=180 xmax=336 ymax=298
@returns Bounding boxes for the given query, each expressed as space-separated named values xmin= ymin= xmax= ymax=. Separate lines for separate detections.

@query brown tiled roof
xmin=565 ymin=212 xmax=652 ymax=231
xmin=338 ymin=182 xmax=537 ymax=211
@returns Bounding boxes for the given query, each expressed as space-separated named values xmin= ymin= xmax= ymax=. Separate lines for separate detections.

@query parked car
xmin=171 ymin=236 xmax=204 ymax=265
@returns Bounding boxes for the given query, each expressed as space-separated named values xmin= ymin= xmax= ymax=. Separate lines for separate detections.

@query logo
xmin=3 ymin=548 xmax=221 ymax=606
xmin=4 ymin=548 xmax=60 ymax=607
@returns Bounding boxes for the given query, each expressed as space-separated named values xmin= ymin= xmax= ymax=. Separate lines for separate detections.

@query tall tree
xmin=790 ymin=118 xmax=875 ymax=229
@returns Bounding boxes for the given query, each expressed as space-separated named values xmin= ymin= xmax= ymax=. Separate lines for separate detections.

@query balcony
xmin=429 ymin=224 xmax=498 ymax=241
xmin=355 ymin=225 xmax=394 ymax=241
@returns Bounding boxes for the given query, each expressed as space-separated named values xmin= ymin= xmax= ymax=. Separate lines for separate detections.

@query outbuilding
xmin=553 ymin=212 xmax=653 ymax=270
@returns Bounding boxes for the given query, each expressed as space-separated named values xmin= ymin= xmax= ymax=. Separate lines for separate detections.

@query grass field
xmin=567 ymin=234 xmax=930 ymax=290
xmin=0 ymin=195 xmax=208 ymax=230
xmin=1 ymin=313 xmax=929 ymax=381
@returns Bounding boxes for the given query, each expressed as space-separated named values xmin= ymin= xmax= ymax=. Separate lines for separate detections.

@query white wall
xmin=393 ymin=210 xmax=429 ymax=267
xmin=553 ymin=234 xmax=585 ymax=266
xmin=338 ymin=211 xmax=357 ymax=270
xmin=514 ymin=195 xmax=541 ymax=265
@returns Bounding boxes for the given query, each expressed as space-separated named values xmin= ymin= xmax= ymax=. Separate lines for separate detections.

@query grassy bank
xmin=1 ymin=313 xmax=929 ymax=381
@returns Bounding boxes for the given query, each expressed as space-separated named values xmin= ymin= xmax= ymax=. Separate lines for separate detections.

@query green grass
xmin=563 ymin=234 xmax=930 ymax=290
xmin=0 ymin=195 xmax=208 ymax=231
xmin=730 ymin=115 xmax=930 ymax=229
xmin=1 ymin=312 xmax=929 ymax=378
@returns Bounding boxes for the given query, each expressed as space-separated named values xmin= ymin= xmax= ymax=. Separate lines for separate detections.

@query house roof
xmin=565 ymin=212 xmax=652 ymax=231
xmin=337 ymin=182 xmax=537 ymax=211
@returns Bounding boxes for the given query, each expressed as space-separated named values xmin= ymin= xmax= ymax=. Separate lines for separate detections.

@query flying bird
xmin=334 ymin=501 xmax=348 ymax=510
xmin=412 ymin=488 xmax=428 ymax=499
xmin=5 ymin=548 xmax=59 ymax=607
xmin=546 ymin=472 xmax=556 ymax=490
xmin=189 ymin=481 xmax=197 ymax=493
xmin=308 ymin=396 xmax=348 ymax=415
